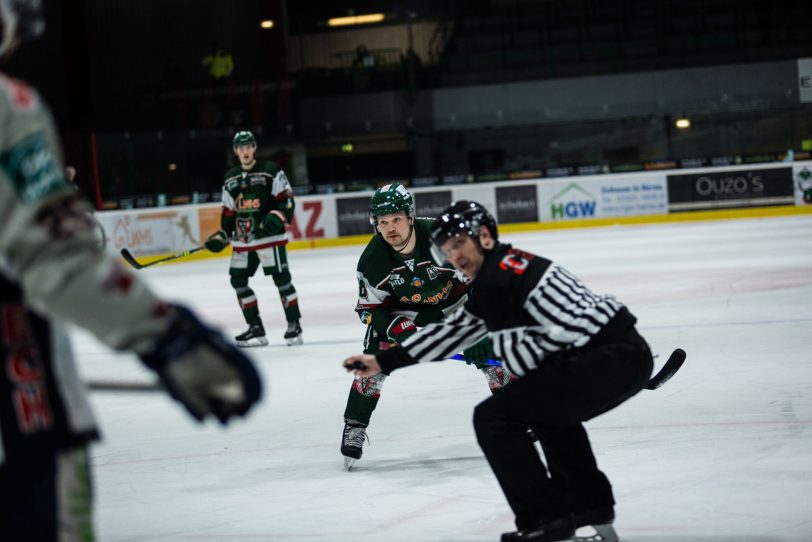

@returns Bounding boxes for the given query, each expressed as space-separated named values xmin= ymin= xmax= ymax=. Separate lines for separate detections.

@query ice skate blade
xmin=343 ymin=457 xmax=356 ymax=471
xmin=285 ymin=335 xmax=303 ymax=346
xmin=236 ymin=337 xmax=269 ymax=348
xmin=570 ymin=523 xmax=618 ymax=542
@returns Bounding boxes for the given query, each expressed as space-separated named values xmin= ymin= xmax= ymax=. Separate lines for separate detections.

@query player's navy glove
xmin=462 ymin=337 xmax=497 ymax=369
xmin=139 ymin=305 xmax=263 ymax=423
xmin=257 ymin=212 xmax=285 ymax=237
xmin=204 ymin=230 xmax=228 ymax=253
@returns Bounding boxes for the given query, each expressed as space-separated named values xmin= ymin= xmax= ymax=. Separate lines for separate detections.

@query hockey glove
xmin=204 ymin=230 xmax=229 ymax=253
xmin=386 ymin=316 xmax=417 ymax=344
xmin=462 ymin=337 xmax=497 ymax=369
xmin=257 ymin=212 xmax=285 ymax=237
xmin=139 ymin=305 xmax=263 ymax=423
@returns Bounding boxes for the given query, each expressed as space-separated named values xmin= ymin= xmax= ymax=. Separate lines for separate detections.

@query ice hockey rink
xmin=70 ymin=213 xmax=812 ymax=542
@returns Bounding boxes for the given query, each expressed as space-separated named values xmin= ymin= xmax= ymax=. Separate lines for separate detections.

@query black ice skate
xmin=572 ymin=505 xmax=618 ymax=542
xmin=235 ymin=322 xmax=268 ymax=348
xmin=341 ymin=421 xmax=368 ymax=471
xmin=284 ymin=320 xmax=303 ymax=346
xmin=500 ymin=515 xmax=575 ymax=542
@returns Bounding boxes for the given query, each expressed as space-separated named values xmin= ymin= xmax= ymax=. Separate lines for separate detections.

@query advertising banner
xmin=98 ymin=208 xmax=202 ymax=256
xmin=495 ymin=185 xmax=539 ymax=223
xmin=414 ymin=190 xmax=452 ymax=219
xmin=799 ymin=58 xmax=812 ymax=103
xmin=288 ymin=198 xmax=334 ymax=240
xmin=667 ymin=167 xmax=794 ymax=211
xmin=539 ymin=176 xmax=667 ymax=221
xmin=336 ymin=196 xmax=373 ymax=236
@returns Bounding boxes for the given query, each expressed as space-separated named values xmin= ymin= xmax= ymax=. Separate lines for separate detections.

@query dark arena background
xmin=9 ymin=1 xmax=811 ymax=540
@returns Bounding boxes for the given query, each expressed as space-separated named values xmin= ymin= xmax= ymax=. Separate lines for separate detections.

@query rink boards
xmin=96 ymin=160 xmax=812 ymax=264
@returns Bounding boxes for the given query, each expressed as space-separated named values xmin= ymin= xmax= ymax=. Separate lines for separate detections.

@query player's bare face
xmin=234 ymin=144 xmax=256 ymax=168
xmin=441 ymin=235 xmax=484 ymax=278
xmin=377 ymin=211 xmax=412 ymax=250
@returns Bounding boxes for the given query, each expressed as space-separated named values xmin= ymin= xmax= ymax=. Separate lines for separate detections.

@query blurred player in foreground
xmin=0 ymin=2 xmax=262 ymax=539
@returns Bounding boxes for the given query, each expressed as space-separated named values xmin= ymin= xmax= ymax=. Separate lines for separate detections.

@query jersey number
xmin=498 ymin=254 xmax=529 ymax=275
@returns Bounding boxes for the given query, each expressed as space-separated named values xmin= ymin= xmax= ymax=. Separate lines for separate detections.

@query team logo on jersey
xmin=235 ymin=217 xmax=255 ymax=242
xmin=360 ymin=311 xmax=372 ymax=325
xmin=389 ymin=274 xmax=405 ymax=287
xmin=427 ymin=268 xmax=438 ymax=280
xmin=412 ymin=277 xmax=424 ymax=288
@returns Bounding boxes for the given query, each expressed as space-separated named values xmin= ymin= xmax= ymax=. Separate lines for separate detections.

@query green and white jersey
xmin=355 ymin=218 xmax=469 ymax=340
xmin=220 ymin=160 xmax=295 ymax=252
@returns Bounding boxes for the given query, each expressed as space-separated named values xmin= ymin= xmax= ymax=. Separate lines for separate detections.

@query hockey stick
xmin=120 ymin=246 xmax=206 ymax=270
xmin=449 ymin=348 xmax=687 ymax=390
xmin=86 ymin=380 xmax=162 ymax=392
xmin=644 ymin=348 xmax=686 ymax=390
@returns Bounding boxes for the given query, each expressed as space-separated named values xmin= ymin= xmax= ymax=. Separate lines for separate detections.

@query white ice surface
xmin=70 ymin=215 xmax=812 ymax=542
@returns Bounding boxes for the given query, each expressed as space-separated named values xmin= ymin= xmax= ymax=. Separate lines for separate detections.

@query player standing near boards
xmin=341 ymin=184 xmax=512 ymax=469
xmin=205 ymin=130 xmax=303 ymax=347
xmin=0 ymin=2 xmax=262 ymax=539
xmin=344 ymin=201 xmax=654 ymax=542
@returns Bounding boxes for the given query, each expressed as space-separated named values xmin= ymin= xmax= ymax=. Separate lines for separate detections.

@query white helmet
xmin=0 ymin=0 xmax=45 ymax=58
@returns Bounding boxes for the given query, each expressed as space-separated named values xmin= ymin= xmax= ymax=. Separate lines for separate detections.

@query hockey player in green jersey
xmin=205 ymin=131 xmax=303 ymax=347
xmin=341 ymin=183 xmax=512 ymax=469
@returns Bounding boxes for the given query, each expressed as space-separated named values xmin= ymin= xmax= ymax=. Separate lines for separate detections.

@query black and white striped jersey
xmin=377 ymin=243 xmax=635 ymax=378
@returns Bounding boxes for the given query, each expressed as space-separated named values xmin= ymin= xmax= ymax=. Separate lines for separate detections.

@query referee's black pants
xmin=473 ymin=327 xmax=653 ymax=529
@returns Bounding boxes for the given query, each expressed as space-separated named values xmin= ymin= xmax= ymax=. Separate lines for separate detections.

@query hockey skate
xmin=571 ymin=506 xmax=618 ymax=542
xmin=341 ymin=421 xmax=368 ymax=471
xmin=284 ymin=320 xmax=303 ymax=346
xmin=235 ymin=322 xmax=268 ymax=348
xmin=500 ymin=515 xmax=576 ymax=542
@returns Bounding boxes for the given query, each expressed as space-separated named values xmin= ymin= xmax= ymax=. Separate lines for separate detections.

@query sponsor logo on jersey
xmin=236 ymin=194 xmax=261 ymax=209
xmin=2 ymin=134 xmax=63 ymax=204
xmin=389 ymin=274 xmax=405 ymax=287
xmin=427 ymin=267 xmax=438 ymax=280
xmin=399 ymin=280 xmax=455 ymax=305
xmin=412 ymin=277 xmax=424 ymax=288
xmin=423 ymin=281 xmax=454 ymax=304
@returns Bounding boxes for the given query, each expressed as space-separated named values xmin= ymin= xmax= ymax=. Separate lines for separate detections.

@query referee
xmin=344 ymin=200 xmax=654 ymax=542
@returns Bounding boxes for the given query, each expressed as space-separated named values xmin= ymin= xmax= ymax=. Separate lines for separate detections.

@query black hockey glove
xmin=139 ymin=305 xmax=263 ymax=423
xmin=462 ymin=337 xmax=497 ymax=369
xmin=257 ymin=212 xmax=285 ymax=237
xmin=204 ymin=230 xmax=229 ymax=253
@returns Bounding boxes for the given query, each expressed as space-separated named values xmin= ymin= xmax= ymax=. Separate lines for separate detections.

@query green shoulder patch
xmin=1 ymin=132 xmax=64 ymax=204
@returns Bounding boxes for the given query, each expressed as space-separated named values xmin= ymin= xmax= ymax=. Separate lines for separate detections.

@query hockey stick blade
xmin=450 ymin=353 xmax=501 ymax=366
xmin=120 ymin=248 xmax=144 ymax=269
xmin=645 ymin=348 xmax=686 ymax=390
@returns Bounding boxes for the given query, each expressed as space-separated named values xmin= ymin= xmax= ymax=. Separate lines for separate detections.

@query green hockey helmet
xmin=369 ymin=183 xmax=415 ymax=226
xmin=232 ymin=130 xmax=256 ymax=149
